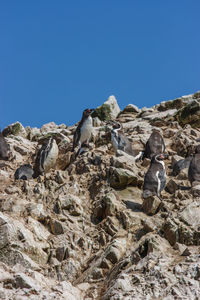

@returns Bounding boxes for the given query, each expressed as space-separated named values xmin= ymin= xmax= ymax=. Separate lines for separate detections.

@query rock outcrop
xmin=0 ymin=92 xmax=200 ymax=299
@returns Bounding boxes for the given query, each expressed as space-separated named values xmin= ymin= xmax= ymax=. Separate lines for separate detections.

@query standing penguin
xmin=143 ymin=153 xmax=166 ymax=198
xmin=72 ymin=109 xmax=94 ymax=151
xmin=188 ymin=145 xmax=200 ymax=185
xmin=33 ymin=137 xmax=58 ymax=178
xmin=14 ymin=164 xmax=34 ymax=180
xmin=0 ymin=129 xmax=10 ymax=160
xmin=143 ymin=129 xmax=165 ymax=159
xmin=111 ymin=122 xmax=143 ymax=160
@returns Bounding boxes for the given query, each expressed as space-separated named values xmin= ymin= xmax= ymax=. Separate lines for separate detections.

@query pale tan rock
xmin=109 ymin=167 xmax=139 ymax=189
xmin=1 ymin=92 xmax=200 ymax=299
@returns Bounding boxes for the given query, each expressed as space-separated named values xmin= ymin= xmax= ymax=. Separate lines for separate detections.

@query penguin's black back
xmin=14 ymin=164 xmax=33 ymax=180
xmin=143 ymin=131 xmax=165 ymax=159
xmin=188 ymin=153 xmax=200 ymax=184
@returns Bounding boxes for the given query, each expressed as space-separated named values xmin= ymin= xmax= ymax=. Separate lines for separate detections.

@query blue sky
xmin=0 ymin=1 xmax=200 ymax=129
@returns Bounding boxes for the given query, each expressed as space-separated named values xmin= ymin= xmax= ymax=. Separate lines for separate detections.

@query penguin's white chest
xmin=80 ymin=117 xmax=93 ymax=144
xmin=43 ymin=140 xmax=59 ymax=172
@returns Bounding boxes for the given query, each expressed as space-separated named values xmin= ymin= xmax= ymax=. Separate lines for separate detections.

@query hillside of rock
xmin=0 ymin=92 xmax=200 ymax=299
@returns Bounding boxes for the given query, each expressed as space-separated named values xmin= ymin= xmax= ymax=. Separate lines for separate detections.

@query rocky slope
xmin=0 ymin=92 xmax=200 ymax=299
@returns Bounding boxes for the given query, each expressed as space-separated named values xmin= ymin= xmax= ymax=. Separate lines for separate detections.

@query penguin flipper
xmin=72 ymin=127 xmax=81 ymax=151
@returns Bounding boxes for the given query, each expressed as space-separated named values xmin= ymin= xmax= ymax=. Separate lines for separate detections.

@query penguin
xmin=33 ymin=137 xmax=58 ymax=178
xmin=143 ymin=129 xmax=165 ymax=159
xmin=111 ymin=122 xmax=143 ymax=160
xmin=75 ymin=142 xmax=90 ymax=159
xmin=0 ymin=129 xmax=9 ymax=160
xmin=143 ymin=153 xmax=166 ymax=198
xmin=14 ymin=164 xmax=34 ymax=180
xmin=188 ymin=145 xmax=200 ymax=185
xmin=172 ymin=156 xmax=192 ymax=176
xmin=72 ymin=109 xmax=94 ymax=151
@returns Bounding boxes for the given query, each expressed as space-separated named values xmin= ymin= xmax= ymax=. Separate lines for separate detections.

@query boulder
xmin=142 ymin=195 xmax=161 ymax=215
xmin=122 ymin=104 xmax=140 ymax=114
xmin=110 ymin=151 xmax=137 ymax=172
xmin=109 ymin=167 xmax=139 ymax=189
xmin=180 ymin=201 xmax=200 ymax=228
xmin=92 ymin=95 xmax=121 ymax=121
xmin=3 ymin=122 xmax=27 ymax=138
xmin=165 ymin=179 xmax=179 ymax=194
xmin=175 ymin=100 xmax=200 ymax=128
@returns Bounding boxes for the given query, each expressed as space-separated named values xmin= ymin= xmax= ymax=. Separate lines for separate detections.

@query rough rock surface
xmin=0 ymin=92 xmax=200 ymax=299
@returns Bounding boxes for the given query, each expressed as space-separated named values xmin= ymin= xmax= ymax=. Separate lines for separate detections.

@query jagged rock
xmin=26 ymin=203 xmax=47 ymax=221
xmin=41 ymin=122 xmax=58 ymax=133
xmin=191 ymin=185 xmax=200 ymax=197
xmin=180 ymin=201 xmax=200 ymax=228
xmin=91 ymin=267 xmax=103 ymax=279
xmin=104 ymin=237 xmax=127 ymax=265
xmin=171 ymin=131 xmax=195 ymax=156
xmin=165 ymin=179 xmax=179 ymax=194
xmin=3 ymin=122 xmax=27 ymax=137
xmin=109 ymin=167 xmax=139 ymax=189
xmin=163 ymin=128 xmax=176 ymax=138
xmin=142 ymin=195 xmax=161 ymax=215
xmin=157 ymin=94 xmax=193 ymax=111
xmin=49 ymin=219 xmax=64 ymax=235
xmin=58 ymin=194 xmax=82 ymax=216
xmin=143 ymin=109 xmax=177 ymax=120
xmin=93 ymin=193 xmax=118 ymax=223
xmin=162 ymin=219 xmax=179 ymax=246
xmin=175 ymin=99 xmax=200 ymax=128
xmin=171 ymin=154 xmax=184 ymax=166
xmin=93 ymin=117 xmax=102 ymax=127
xmin=1 ymin=91 xmax=200 ymax=298
xmin=174 ymin=243 xmax=191 ymax=256
xmin=177 ymin=168 xmax=188 ymax=180
xmin=13 ymin=273 xmax=40 ymax=290
xmin=26 ymin=126 xmax=41 ymax=141
xmin=93 ymin=95 xmax=121 ymax=120
xmin=0 ymin=213 xmax=17 ymax=249
xmin=122 ymin=104 xmax=140 ymax=114
xmin=56 ymin=246 xmax=67 ymax=262
xmin=103 ymin=193 xmax=117 ymax=217
xmin=110 ymin=152 xmax=137 ymax=171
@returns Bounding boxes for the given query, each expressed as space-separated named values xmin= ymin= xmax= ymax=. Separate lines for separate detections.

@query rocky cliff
xmin=0 ymin=92 xmax=200 ymax=299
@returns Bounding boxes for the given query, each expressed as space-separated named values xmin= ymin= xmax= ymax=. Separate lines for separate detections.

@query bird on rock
xmin=110 ymin=121 xmax=143 ymax=160
xmin=33 ymin=137 xmax=58 ymax=178
xmin=0 ymin=129 xmax=10 ymax=160
xmin=188 ymin=145 xmax=200 ymax=185
xmin=72 ymin=109 xmax=94 ymax=152
xmin=143 ymin=153 xmax=167 ymax=198
xmin=143 ymin=129 xmax=165 ymax=159
xmin=14 ymin=164 xmax=34 ymax=180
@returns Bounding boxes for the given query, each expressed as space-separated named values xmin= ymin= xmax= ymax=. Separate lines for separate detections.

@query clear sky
xmin=1 ymin=1 xmax=200 ymax=129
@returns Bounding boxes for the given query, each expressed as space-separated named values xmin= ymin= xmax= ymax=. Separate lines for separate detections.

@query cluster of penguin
xmin=0 ymin=108 xmax=200 ymax=199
